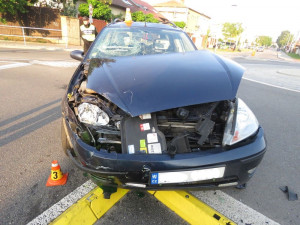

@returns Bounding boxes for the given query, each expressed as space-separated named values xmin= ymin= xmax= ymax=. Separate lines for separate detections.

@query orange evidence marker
xmin=46 ymin=160 xmax=68 ymax=186
xmin=124 ymin=8 xmax=133 ymax=26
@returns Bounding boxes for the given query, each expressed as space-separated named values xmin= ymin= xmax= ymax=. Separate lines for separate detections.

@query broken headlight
xmin=78 ymin=102 xmax=110 ymax=126
xmin=222 ymin=98 xmax=259 ymax=146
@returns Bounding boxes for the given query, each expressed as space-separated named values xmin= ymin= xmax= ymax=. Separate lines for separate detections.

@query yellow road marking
xmin=50 ymin=187 xmax=129 ymax=225
xmin=49 ymin=200 xmax=97 ymax=225
xmin=91 ymin=188 xmax=129 ymax=219
xmin=149 ymin=190 xmax=236 ymax=225
xmin=50 ymin=186 xmax=234 ymax=225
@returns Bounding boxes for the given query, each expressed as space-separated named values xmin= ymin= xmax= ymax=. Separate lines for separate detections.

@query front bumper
xmin=63 ymin=114 xmax=267 ymax=190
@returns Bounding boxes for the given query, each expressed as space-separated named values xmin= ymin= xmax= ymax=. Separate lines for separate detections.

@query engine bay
xmin=119 ymin=101 xmax=230 ymax=155
xmin=67 ymin=62 xmax=233 ymax=156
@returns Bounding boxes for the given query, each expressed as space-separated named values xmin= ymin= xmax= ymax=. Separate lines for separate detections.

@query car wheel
xmin=61 ymin=119 xmax=73 ymax=156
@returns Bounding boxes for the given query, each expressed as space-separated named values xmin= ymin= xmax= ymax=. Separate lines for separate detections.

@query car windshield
xmin=87 ymin=27 xmax=196 ymax=58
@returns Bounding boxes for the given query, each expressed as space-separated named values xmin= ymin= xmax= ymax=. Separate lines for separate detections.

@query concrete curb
xmin=276 ymin=69 xmax=300 ymax=77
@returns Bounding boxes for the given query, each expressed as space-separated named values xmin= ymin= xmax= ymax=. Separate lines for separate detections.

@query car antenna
xmin=143 ymin=5 xmax=148 ymax=26
xmin=143 ymin=11 xmax=147 ymax=27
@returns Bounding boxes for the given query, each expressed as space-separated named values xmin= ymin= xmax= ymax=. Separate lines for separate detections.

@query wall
xmin=58 ymin=17 xmax=107 ymax=46
xmin=186 ymin=9 xmax=201 ymax=34
xmin=0 ymin=7 xmax=107 ymax=46
xmin=61 ymin=16 xmax=80 ymax=45
xmin=111 ymin=6 xmax=125 ymax=17
xmin=90 ymin=19 xmax=107 ymax=33
xmin=155 ymin=7 xmax=188 ymax=22
xmin=0 ymin=7 xmax=61 ymax=39
xmin=197 ymin=16 xmax=210 ymax=36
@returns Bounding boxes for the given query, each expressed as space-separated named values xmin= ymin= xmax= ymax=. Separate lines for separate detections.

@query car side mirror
xmin=70 ymin=50 xmax=84 ymax=61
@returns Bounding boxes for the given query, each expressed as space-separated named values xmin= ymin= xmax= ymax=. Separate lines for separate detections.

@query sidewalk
xmin=277 ymin=51 xmax=297 ymax=62
xmin=0 ymin=40 xmax=82 ymax=52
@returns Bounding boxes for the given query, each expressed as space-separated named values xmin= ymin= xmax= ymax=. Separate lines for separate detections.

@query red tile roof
xmin=111 ymin=0 xmax=166 ymax=21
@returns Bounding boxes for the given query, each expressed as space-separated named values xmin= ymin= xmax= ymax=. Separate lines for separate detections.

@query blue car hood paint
xmin=86 ymin=50 xmax=245 ymax=116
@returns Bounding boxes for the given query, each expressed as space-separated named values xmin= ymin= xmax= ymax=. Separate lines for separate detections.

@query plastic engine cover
xmin=121 ymin=114 xmax=166 ymax=154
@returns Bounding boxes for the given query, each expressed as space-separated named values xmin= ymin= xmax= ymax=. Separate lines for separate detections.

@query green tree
xmin=276 ymin=30 xmax=293 ymax=48
xmin=174 ymin=21 xmax=186 ymax=28
xmin=203 ymin=28 xmax=211 ymax=48
xmin=222 ymin=22 xmax=244 ymax=42
xmin=60 ymin=3 xmax=77 ymax=17
xmin=131 ymin=11 xmax=159 ymax=23
xmin=256 ymin=36 xmax=272 ymax=46
xmin=0 ymin=0 xmax=37 ymax=23
xmin=78 ymin=0 xmax=111 ymax=21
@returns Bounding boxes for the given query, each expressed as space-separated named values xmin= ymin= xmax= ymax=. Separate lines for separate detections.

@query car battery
xmin=121 ymin=113 xmax=166 ymax=154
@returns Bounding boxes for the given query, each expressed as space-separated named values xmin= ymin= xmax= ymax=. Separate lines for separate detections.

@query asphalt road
xmin=224 ymin=66 xmax=300 ymax=224
xmin=0 ymin=47 xmax=299 ymax=225
xmin=0 ymin=49 xmax=86 ymax=224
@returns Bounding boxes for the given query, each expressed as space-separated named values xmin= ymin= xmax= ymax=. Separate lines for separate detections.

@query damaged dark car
xmin=61 ymin=22 xmax=266 ymax=196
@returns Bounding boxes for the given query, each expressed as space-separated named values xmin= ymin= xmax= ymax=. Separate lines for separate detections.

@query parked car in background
xmin=256 ymin=46 xmax=264 ymax=52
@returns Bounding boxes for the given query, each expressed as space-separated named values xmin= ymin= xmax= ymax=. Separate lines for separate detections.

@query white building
xmin=151 ymin=0 xmax=211 ymax=48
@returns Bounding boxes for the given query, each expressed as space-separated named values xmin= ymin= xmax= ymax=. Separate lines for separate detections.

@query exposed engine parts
xmin=67 ymin=64 xmax=232 ymax=156
xmin=155 ymin=101 xmax=229 ymax=154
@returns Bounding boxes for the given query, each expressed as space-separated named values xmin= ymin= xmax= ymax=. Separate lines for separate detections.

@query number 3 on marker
xmin=53 ymin=171 xmax=58 ymax=179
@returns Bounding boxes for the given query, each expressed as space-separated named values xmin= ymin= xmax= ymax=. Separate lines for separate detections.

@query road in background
xmin=0 ymin=47 xmax=299 ymax=225
xmin=224 ymin=70 xmax=300 ymax=225
xmin=224 ymin=51 xmax=300 ymax=224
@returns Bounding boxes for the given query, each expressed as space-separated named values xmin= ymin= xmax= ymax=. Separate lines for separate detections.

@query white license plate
xmin=150 ymin=167 xmax=225 ymax=185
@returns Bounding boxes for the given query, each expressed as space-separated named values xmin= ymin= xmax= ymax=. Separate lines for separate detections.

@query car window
xmin=87 ymin=27 xmax=196 ymax=58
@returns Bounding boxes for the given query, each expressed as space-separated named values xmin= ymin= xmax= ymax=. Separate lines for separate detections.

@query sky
xmin=184 ymin=0 xmax=300 ymax=42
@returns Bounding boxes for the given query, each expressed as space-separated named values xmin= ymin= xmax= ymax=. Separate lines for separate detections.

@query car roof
xmin=107 ymin=22 xmax=182 ymax=31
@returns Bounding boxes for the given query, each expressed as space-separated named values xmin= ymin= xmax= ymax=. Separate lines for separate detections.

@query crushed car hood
xmin=86 ymin=50 xmax=245 ymax=116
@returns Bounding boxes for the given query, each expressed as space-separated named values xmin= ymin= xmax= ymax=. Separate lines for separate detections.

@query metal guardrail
xmin=0 ymin=24 xmax=68 ymax=48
